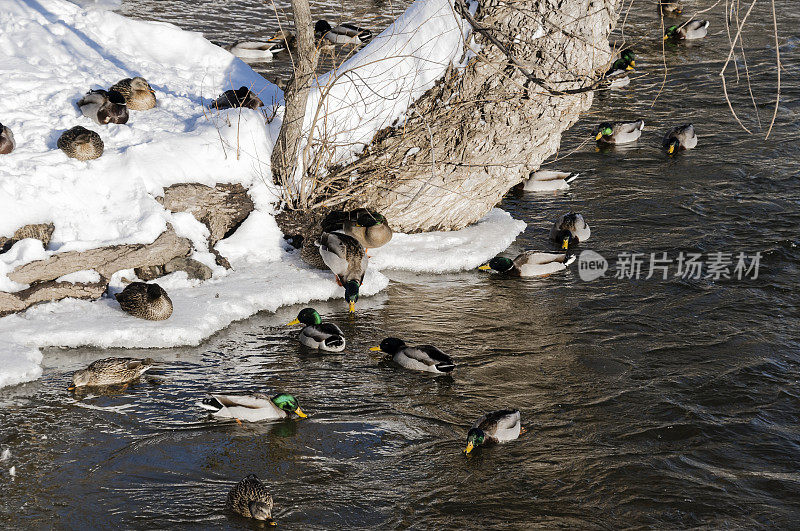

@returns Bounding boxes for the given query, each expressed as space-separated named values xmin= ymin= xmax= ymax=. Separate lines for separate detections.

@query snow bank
xmin=0 ymin=340 xmax=42 ymax=389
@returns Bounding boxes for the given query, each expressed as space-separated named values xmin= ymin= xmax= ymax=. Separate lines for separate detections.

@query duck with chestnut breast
xmin=550 ymin=212 xmax=591 ymax=249
xmin=198 ymin=392 xmax=307 ymax=422
xmin=109 ymin=77 xmax=156 ymax=110
xmin=286 ymin=307 xmax=346 ymax=352
xmin=317 ymin=231 xmax=368 ymax=313
xmin=322 ymin=209 xmax=393 ymax=249
xmin=0 ymin=123 xmax=16 ymax=154
xmin=208 ymin=86 xmax=263 ymax=110
xmin=58 ymin=126 xmax=104 ymax=160
xmin=595 ymin=120 xmax=644 ymax=144
xmin=77 ymin=89 xmax=129 ymax=125
xmin=464 ymin=409 xmax=523 ymax=454
xmin=115 ymin=282 xmax=173 ymax=320
xmin=69 ymin=357 xmax=155 ymax=389
xmin=663 ymin=123 xmax=697 ymax=153
xmin=479 ymin=250 xmax=576 ymax=277
xmin=315 ymin=20 xmax=372 ymax=45
xmin=226 ymin=475 xmax=276 ymax=524
xmin=665 ymin=20 xmax=709 ymax=40
xmin=370 ymin=337 xmax=455 ymax=374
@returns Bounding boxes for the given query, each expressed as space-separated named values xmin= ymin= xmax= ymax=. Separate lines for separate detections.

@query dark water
xmin=2 ymin=0 xmax=800 ymax=528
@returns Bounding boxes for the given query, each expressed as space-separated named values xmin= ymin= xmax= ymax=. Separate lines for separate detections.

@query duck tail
xmin=435 ymin=361 xmax=455 ymax=373
xmin=197 ymin=396 xmax=223 ymax=412
xmin=324 ymin=335 xmax=345 ymax=350
xmin=564 ymin=173 xmax=579 ymax=184
xmin=359 ymin=29 xmax=373 ymax=44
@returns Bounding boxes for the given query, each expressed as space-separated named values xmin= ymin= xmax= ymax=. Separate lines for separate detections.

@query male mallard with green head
xmin=663 ymin=124 xmax=697 ymax=153
xmin=665 ymin=20 xmax=709 ymax=40
xmin=286 ymin=307 xmax=346 ymax=352
xmin=317 ymin=231 xmax=368 ymax=313
xmin=550 ymin=212 xmax=591 ymax=249
xmin=595 ymin=120 xmax=644 ymax=144
xmin=198 ymin=392 xmax=307 ymax=422
xmin=602 ymin=48 xmax=636 ymax=89
xmin=464 ymin=409 xmax=523 ymax=454
xmin=479 ymin=250 xmax=576 ymax=277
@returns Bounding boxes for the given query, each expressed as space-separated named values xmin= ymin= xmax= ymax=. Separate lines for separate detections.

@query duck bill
xmin=464 ymin=442 xmax=474 ymax=454
xmin=294 ymin=407 xmax=308 ymax=418
xmin=595 ymin=132 xmax=603 ymax=140
xmin=369 ymin=346 xmax=382 ymax=352
xmin=668 ymin=145 xmax=675 ymax=154
xmin=478 ymin=264 xmax=491 ymax=270
xmin=663 ymin=34 xmax=669 ymax=40
xmin=626 ymin=64 xmax=635 ymax=70
xmin=348 ymin=301 xmax=356 ymax=313
xmin=286 ymin=318 xmax=300 ymax=326
xmin=67 ymin=385 xmax=75 ymax=391
xmin=562 ymin=238 xmax=570 ymax=250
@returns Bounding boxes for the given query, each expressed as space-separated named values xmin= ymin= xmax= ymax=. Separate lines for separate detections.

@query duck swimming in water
xmin=286 ymin=307 xmax=346 ymax=352
xmin=595 ymin=120 xmax=644 ymax=144
xmin=550 ymin=212 xmax=591 ymax=249
xmin=70 ymin=357 xmax=155 ymax=389
xmin=522 ymin=170 xmax=578 ymax=191
xmin=464 ymin=409 xmax=523 ymax=454
xmin=479 ymin=250 xmax=576 ymax=277
xmin=370 ymin=337 xmax=455 ymax=374
xmin=663 ymin=124 xmax=697 ymax=153
xmin=198 ymin=392 xmax=307 ymax=422
xmin=226 ymin=475 xmax=276 ymax=524
xmin=665 ymin=20 xmax=709 ymax=40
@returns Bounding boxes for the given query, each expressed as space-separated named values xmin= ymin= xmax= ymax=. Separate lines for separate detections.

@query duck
xmin=594 ymin=119 xmax=644 ymax=144
xmin=464 ymin=409 xmax=523 ymax=454
xmin=208 ymin=86 xmax=264 ymax=110
xmin=286 ymin=307 xmax=346 ymax=352
xmin=69 ymin=357 xmax=155 ymax=389
xmin=601 ymin=48 xmax=636 ymax=89
xmin=57 ymin=126 xmax=104 ymax=160
xmin=549 ymin=212 xmax=591 ymax=248
xmin=478 ymin=250 xmax=576 ymax=277
xmin=228 ymin=41 xmax=280 ymax=62
xmin=317 ymin=231 xmax=368 ymax=313
xmin=114 ymin=282 xmax=173 ymax=320
xmin=370 ymin=337 xmax=455 ymax=374
xmin=0 ymin=123 xmax=16 ymax=154
xmin=197 ymin=392 xmax=307 ymax=422
xmin=663 ymin=124 xmax=697 ymax=153
xmin=322 ymin=209 xmax=393 ymax=249
xmin=77 ymin=89 xmax=129 ymax=125
xmin=522 ymin=170 xmax=578 ymax=191
xmin=665 ymin=20 xmax=709 ymax=40
xmin=659 ymin=1 xmax=683 ymax=15
xmin=226 ymin=475 xmax=276 ymax=524
xmin=315 ymin=20 xmax=372 ymax=45
xmin=109 ymin=77 xmax=156 ymax=110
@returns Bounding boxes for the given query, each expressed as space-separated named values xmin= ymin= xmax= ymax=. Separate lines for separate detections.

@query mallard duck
xmin=595 ymin=120 xmax=644 ymax=144
xmin=57 ymin=126 xmax=104 ymax=160
xmin=315 ymin=20 xmax=372 ymax=45
xmin=602 ymin=49 xmax=636 ymax=89
xmin=114 ymin=282 xmax=173 ymax=320
xmin=69 ymin=357 xmax=155 ymax=389
xmin=370 ymin=337 xmax=455 ymax=374
xmin=464 ymin=409 xmax=522 ymax=454
xmin=198 ymin=392 xmax=307 ymax=422
xmin=317 ymin=231 xmax=368 ymax=313
xmin=0 ymin=123 xmax=15 ymax=154
xmin=227 ymin=475 xmax=276 ymax=523
xmin=109 ymin=77 xmax=156 ymax=111
xmin=663 ymin=124 xmax=697 ymax=153
xmin=665 ymin=20 xmax=709 ymax=40
xmin=322 ymin=209 xmax=393 ymax=249
xmin=659 ymin=0 xmax=683 ymax=15
xmin=522 ymin=170 xmax=578 ymax=191
xmin=286 ymin=307 xmax=346 ymax=352
xmin=77 ymin=89 xmax=129 ymax=125
xmin=478 ymin=251 xmax=576 ymax=277
xmin=208 ymin=86 xmax=263 ymax=110
xmin=228 ymin=41 xmax=280 ymax=62
xmin=549 ymin=212 xmax=591 ymax=248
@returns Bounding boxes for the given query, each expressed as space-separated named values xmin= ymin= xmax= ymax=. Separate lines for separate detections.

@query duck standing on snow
xmin=317 ymin=231 xmax=368 ymax=313
xmin=57 ymin=126 xmax=104 ymax=160
xmin=522 ymin=170 xmax=578 ymax=191
xmin=69 ymin=357 xmax=155 ymax=389
xmin=198 ymin=392 xmax=307 ymax=422
xmin=0 ymin=123 xmax=15 ymax=154
xmin=370 ymin=337 xmax=455 ymax=374
xmin=464 ymin=409 xmax=523 ymax=454
xmin=115 ymin=282 xmax=173 ymax=320
xmin=663 ymin=124 xmax=697 ymax=153
xmin=77 ymin=89 xmax=129 ymax=125
xmin=550 ymin=212 xmax=591 ymax=249
xmin=602 ymin=48 xmax=636 ymax=89
xmin=226 ymin=475 xmax=276 ymax=524
xmin=665 ymin=20 xmax=710 ymax=40
xmin=315 ymin=20 xmax=372 ymax=45
xmin=208 ymin=86 xmax=263 ymax=110
xmin=595 ymin=120 xmax=644 ymax=144
xmin=479 ymin=251 xmax=576 ymax=277
xmin=322 ymin=209 xmax=393 ymax=249
xmin=109 ymin=77 xmax=156 ymax=110
xmin=286 ymin=307 xmax=346 ymax=352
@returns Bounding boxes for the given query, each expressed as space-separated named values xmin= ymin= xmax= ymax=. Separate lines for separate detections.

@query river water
xmin=2 ymin=0 xmax=799 ymax=528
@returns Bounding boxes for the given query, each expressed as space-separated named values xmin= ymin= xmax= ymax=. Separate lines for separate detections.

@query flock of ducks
xmin=34 ymin=5 xmax=716 ymax=524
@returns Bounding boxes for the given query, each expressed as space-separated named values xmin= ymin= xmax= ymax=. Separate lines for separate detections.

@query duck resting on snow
xmin=665 ymin=20 xmax=709 ymax=40
xmin=226 ymin=475 xmax=276 ymax=524
xmin=663 ymin=124 xmax=697 ymax=153
xmin=315 ymin=20 xmax=372 ymax=45
xmin=321 ymin=209 xmax=393 ymax=249
xmin=550 ymin=212 xmax=591 ymax=249
xmin=317 ymin=231 xmax=368 ymax=313
xmin=464 ymin=409 xmax=524 ymax=454
xmin=208 ymin=86 xmax=263 ymax=110
xmin=109 ymin=77 xmax=156 ymax=110
xmin=595 ymin=120 xmax=644 ymax=144
xmin=286 ymin=307 xmax=346 ymax=352
xmin=70 ymin=357 xmax=155 ymax=389
xmin=479 ymin=250 xmax=576 ymax=277
xmin=57 ymin=126 xmax=104 ymax=160
xmin=115 ymin=282 xmax=173 ymax=321
xmin=0 ymin=123 xmax=16 ymax=154
xmin=77 ymin=89 xmax=129 ymax=125
xmin=198 ymin=392 xmax=307 ymax=422
xmin=370 ymin=337 xmax=455 ymax=374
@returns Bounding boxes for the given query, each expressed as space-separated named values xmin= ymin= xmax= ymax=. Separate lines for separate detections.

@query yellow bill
xmin=286 ymin=318 xmax=300 ymax=326
xmin=629 ymin=60 xmax=636 ymax=67
xmin=369 ymin=346 xmax=382 ymax=351
xmin=668 ymin=145 xmax=675 ymax=154
xmin=67 ymin=385 xmax=75 ymax=391
xmin=478 ymin=264 xmax=491 ymax=270
xmin=595 ymin=132 xmax=603 ymax=140
xmin=562 ymin=238 xmax=570 ymax=250
xmin=348 ymin=301 xmax=356 ymax=313
xmin=663 ymin=34 xmax=669 ymax=40
xmin=626 ymin=64 xmax=634 ymax=70
xmin=294 ymin=407 xmax=308 ymax=418
xmin=464 ymin=442 xmax=474 ymax=454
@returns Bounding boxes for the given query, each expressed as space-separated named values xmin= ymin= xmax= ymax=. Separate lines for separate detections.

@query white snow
xmin=0 ymin=0 xmax=525 ymax=389
xmin=55 ymin=269 xmax=102 ymax=284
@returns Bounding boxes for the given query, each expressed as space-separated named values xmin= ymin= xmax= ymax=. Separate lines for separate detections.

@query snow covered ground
xmin=0 ymin=0 xmax=524 ymax=388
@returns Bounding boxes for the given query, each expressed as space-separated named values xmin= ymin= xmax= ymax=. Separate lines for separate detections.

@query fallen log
xmin=0 ymin=278 xmax=108 ymax=316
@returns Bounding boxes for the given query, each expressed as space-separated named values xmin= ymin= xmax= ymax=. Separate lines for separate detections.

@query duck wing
xmin=208 ymin=393 xmax=273 ymax=409
xmin=473 ymin=409 xmax=521 ymax=440
xmin=318 ymin=232 xmax=351 ymax=277
xmin=400 ymin=345 xmax=455 ymax=372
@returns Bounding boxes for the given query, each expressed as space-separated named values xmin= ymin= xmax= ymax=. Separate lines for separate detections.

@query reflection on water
xmin=2 ymin=0 xmax=800 ymax=528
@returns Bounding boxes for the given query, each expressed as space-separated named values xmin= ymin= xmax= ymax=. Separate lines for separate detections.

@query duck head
xmin=248 ymin=500 xmax=274 ymax=523
xmin=315 ymin=20 xmax=333 ymax=35
xmin=271 ymin=393 xmax=307 ymax=418
xmin=70 ymin=369 xmax=91 ymax=389
xmin=287 ymin=307 xmax=321 ymax=326
xmin=595 ymin=122 xmax=614 ymax=141
xmin=620 ymin=49 xmax=635 ymax=68
xmin=146 ymin=283 xmax=164 ymax=301
xmin=355 ymin=211 xmax=386 ymax=228
xmin=464 ymin=428 xmax=486 ymax=454
xmin=344 ymin=280 xmax=360 ymax=313
xmin=131 ymin=77 xmax=155 ymax=94
xmin=666 ymin=137 xmax=681 ymax=154
xmin=370 ymin=337 xmax=406 ymax=355
xmin=478 ymin=256 xmax=514 ymax=273
xmin=664 ymin=25 xmax=679 ymax=39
